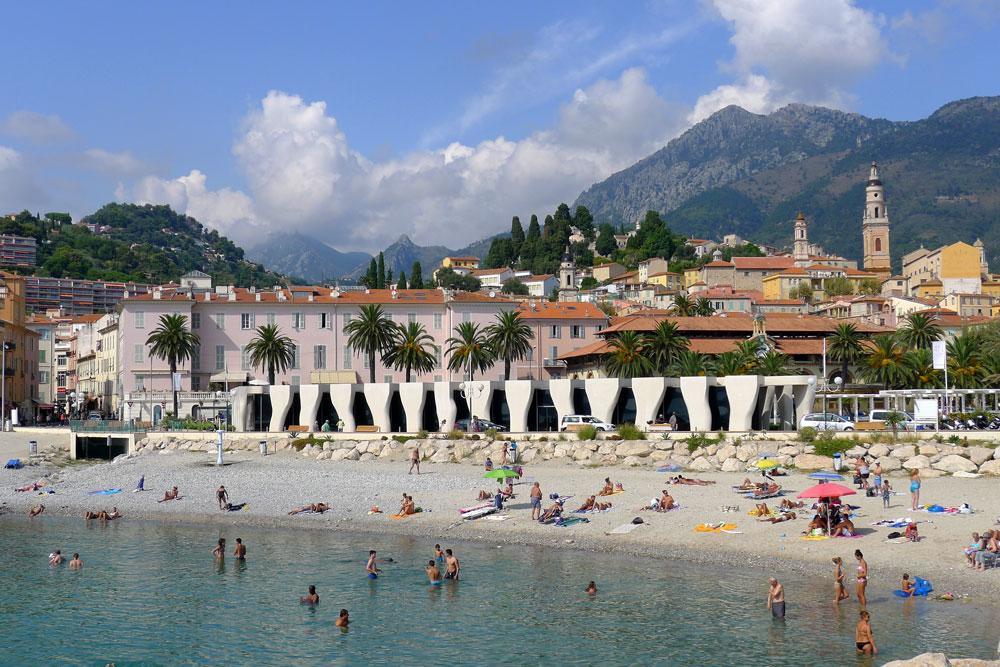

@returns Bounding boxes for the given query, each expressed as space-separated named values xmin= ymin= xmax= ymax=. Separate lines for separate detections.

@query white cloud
xmin=0 ymin=145 xmax=47 ymax=211
xmin=0 ymin=111 xmax=75 ymax=144
xmin=692 ymin=0 xmax=889 ymax=122
xmin=81 ymin=148 xmax=145 ymax=175
xmin=122 ymin=69 xmax=684 ymax=250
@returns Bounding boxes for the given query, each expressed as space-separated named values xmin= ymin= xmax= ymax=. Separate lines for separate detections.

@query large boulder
xmin=868 ymin=444 xmax=890 ymax=458
xmin=893 ymin=445 xmax=917 ymax=459
xmin=878 ymin=456 xmax=902 ymax=471
xmin=978 ymin=460 xmax=1000 ymax=476
xmin=720 ymin=458 xmax=743 ymax=472
xmin=716 ymin=444 xmax=737 ymax=461
xmin=615 ymin=442 xmax=652 ymax=457
xmin=735 ymin=445 xmax=756 ymax=462
xmin=967 ymin=447 xmax=994 ymax=466
xmin=689 ymin=457 xmax=715 ymax=471
xmin=621 ymin=456 xmax=645 ymax=467
xmin=903 ymin=455 xmax=931 ymax=470
xmin=431 ymin=448 xmax=451 ymax=464
xmin=793 ymin=453 xmax=834 ymax=470
xmin=845 ymin=446 xmax=868 ymax=458
xmin=919 ymin=444 xmax=940 ymax=457
xmin=933 ymin=454 xmax=977 ymax=474
xmin=881 ymin=654 xmax=951 ymax=667
xmin=778 ymin=446 xmax=800 ymax=456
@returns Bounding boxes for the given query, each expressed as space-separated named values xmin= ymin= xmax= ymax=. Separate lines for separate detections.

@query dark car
xmin=455 ymin=417 xmax=508 ymax=432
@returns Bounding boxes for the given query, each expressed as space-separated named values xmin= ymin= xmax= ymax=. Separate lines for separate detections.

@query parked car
xmin=867 ymin=410 xmax=916 ymax=429
xmin=455 ymin=417 xmax=508 ymax=432
xmin=800 ymin=412 xmax=855 ymax=431
xmin=86 ymin=411 xmax=103 ymax=421
xmin=560 ymin=415 xmax=615 ymax=432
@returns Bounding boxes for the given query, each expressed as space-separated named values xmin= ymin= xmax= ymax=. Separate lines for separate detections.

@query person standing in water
xmin=366 ymin=550 xmax=381 ymax=578
xmin=426 ymin=560 xmax=442 ymax=584
xmin=833 ymin=557 xmax=849 ymax=604
xmin=212 ymin=538 xmax=226 ymax=559
xmin=301 ymin=585 xmax=319 ymax=604
xmin=855 ymin=610 xmax=877 ymax=656
xmin=444 ymin=549 xmax=460 ymax=580
xmin=855 ymin=549 xmax=869 ymax=608
xmin=49 ymin=550 xmax=64 ymax=565
xmin=767 ymin=578 xmax=785 ymax=619
xmin=434 ymin=544 xmax=445 ymax=564
xmin=335 ymin=609 xmax=350 ymax=628
xmin=233 ymin=538 xmax=247 ymax=561
xmin=69 ymin=553 xmax=83 ymax=569
xmin=585 ymin=581 xmax=597 ymax=595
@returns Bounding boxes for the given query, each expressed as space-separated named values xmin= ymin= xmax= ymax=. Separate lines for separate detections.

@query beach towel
xmin=802 ymin=534 xmax=830 ymax=541
xmin=607 ymin=522 xmax=644 ymax=535
xmin=597 ymin=489 xmax=624 ymax=497
xmin=225 ymin=503 xmax=248 ymax=512
xmin=482 ymin=514 xmax=510 ymax=521
xmin=88 ymin=488 xmax=122 ymax=495
xmin=390 ymin=509 xmax=423 ymax=520
xmin=657 ymin=464 xmax=682 ymax=472
xmin=4 ymin=459 xmax=22 ymax=469
xmin=695 ymin=523 xmax=737 ymax=533
xmin=554 ymin=516 xmax=589 ymax=527
xmin=748 ymin=507 xmax=778 ymax=518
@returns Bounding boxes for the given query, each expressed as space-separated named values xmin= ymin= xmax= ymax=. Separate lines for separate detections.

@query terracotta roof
xmin=522 ymin=274 xmax=554 ymax=282
xmin=647 ymin=271 xmax=680 ymax=278
xmin=599 ymin=312 xmax=889 ymax=336
xmin=445 ymin=256 xmax=479 ymax=262
xmin=703 ymin=260 xmax=734 ymax=268
xmin=731 ymin=257 xmax=796 ymax=270
xmin=469 ymin=268 xmax=510 ymax=277
xmin=558 ymin=336 xmax=827 ymax=359
xmin=775 ymin=339 xmax=825 ymax=355
xmin=558 ymin=339 xmax=610 ymax=359
xmin=918 ymin=279 xmax=943 ymax=286
xmin=516 ymin=302 xmax=607 ymax=321
xmin=686 ymin=238 xmax=712 ymax=245
xmin=124 ymin=288 xmax=510 ymax=305
xmin=756 ymin=299 xmax=806 ymax=306
xmin=72 ymin=314 xmax=104 ymax=323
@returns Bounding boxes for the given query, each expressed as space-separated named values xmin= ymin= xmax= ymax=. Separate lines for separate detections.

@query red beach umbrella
xmin=797 ymin=482 xmax=856 ymax=499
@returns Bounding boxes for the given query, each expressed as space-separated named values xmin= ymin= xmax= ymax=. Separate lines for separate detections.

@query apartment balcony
xmin=543 ymin=358 xmax=567 ymax=368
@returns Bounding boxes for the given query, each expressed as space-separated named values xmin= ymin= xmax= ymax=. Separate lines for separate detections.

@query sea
xmin=1 ymin=517 xmax=997 ymax=666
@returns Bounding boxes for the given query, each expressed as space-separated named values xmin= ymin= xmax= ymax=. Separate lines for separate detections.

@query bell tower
xmin=862 ymin=161 xmax=891 ymax=277
xmin=792 ymin=212 xmax=809 ymax=261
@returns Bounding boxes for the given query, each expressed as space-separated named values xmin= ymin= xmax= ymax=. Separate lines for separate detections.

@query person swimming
xmin=585 ymin=581 xmax=597 ymax=595
xmin=301 ymin=585 xmax=320 ymax=604
xmin=335 ymin=609 xmax=350 ymax=628
xmin=69 ymin=553 xmax=83 ymax=570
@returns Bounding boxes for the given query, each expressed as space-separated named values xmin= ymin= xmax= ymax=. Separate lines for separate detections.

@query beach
xmin=3 ymin=444 xmax=998 ymax=600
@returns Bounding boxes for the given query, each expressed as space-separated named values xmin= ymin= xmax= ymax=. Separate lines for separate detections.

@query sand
xmin=2 ymin=447 xmax=997 ymax=598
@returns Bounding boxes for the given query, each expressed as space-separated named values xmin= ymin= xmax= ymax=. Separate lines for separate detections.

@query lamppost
xmin=1 ymin=339 xmax=13 ymax=431
xmin=458 ymin=380 xmax=485 ymax=430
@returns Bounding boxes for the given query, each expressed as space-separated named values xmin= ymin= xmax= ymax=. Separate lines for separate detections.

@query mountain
xmin=574 ymin=97 xmax=1000 ymax=268
xmin=246 ymin=231 xmax=370 ymax=283
xmin=1 ymin=203 xmax=287 ymax=287
xmin=344 ymin=233 xmax=500 ymax=280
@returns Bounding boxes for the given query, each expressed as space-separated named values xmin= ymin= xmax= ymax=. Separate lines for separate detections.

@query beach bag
xmin=887 ymin=531 xmax=902 ymax=539
xmin=866 ymin=488 xmax=877 ymax=498
xmin=631 ymin=517 xmax=644 ymax=525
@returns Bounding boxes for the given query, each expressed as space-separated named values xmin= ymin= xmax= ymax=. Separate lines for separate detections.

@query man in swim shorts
xmin=233 ymin=538 xmax=246 ymax=560
xmin=366 ymin=550 xmax=380 ymax=577
xmin=426 ymin=559 xmax=442 ymax=584
xmin=444 ymin=548 xmax=460 ymax=580
xmin=530 ymin=482 xmax=542 ymax=521
xmin=767 ymin=578 xmax=785 ymax=619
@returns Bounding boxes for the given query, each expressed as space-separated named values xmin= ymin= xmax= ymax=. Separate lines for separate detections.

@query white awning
xmin=209 ymin=371 xmax=249 ymax=384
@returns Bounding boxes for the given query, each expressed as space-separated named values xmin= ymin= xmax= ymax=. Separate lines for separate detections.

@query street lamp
xmin=1 ymin=339 xmax=15 ymax=431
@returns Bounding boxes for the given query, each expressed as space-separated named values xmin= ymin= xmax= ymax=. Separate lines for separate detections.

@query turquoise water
xmin=2 ymin=518 xmax=998 ymax=666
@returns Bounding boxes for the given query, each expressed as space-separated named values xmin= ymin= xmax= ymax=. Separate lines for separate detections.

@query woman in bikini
xmin=833 ymin=557 xmax=850 ymax=604
xmin=855 ymin=549 xmax=869 ymax=607
xmin=855 ymin=610 xmax=877 ymax=656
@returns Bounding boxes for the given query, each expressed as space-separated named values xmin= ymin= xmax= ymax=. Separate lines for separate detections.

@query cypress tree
xmin=510 ymin=216 xmax=525 ymax=257
xmin=526 ymin=215 xmax=541 ymax=241
xmin=397 ymin=271 xmax=407 ymax=290
xmin=377 ymin=252 xmax=386 ymax=289
xmin=410 ymin=261 xmax=424 ymax=289
xmin=365 ymin=258 xmax=378 ymax=288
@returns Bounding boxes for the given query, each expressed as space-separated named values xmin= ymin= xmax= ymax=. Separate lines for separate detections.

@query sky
xmin=0 ymin=0 xmax=997 ymax=253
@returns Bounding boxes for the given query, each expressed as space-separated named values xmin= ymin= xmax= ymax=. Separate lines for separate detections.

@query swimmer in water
xmin=335 ymin=609 xmax=350 ymax=628
xmin=69 ymin=553 xmax=83 ymax=570
xmin=585 ymin=581 xmax=597 ymax=595
xmin=212 ymin=538 xmax=226 ymax=559
xmin=366 ymin=550 xmax=381 ymax=577
xmin=434 ymin=544 xmax=445 ymax=564
xmin=49 ymin=549 xmax=64 ymax=565
xmin=426 ymin=560 xmax=442 ymax=584
xmin=301 ymin=585 xmax=319 ymax=604
xmin=233 ymin=538 xmax=246 ymax=560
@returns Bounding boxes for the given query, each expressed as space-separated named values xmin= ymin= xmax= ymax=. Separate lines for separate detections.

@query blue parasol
xmin=808 ymin=471 xmax=844 ymax=481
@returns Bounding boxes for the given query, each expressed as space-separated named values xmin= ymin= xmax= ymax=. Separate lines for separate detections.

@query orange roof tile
xmin=557 ymin=339 xmax=610 ymax=359
xmin=731 ymin=257 xmax=796 ymax=270
xmin=516 ymin=302 xmax=607 ymax=321
xmin=703 ymin=260 xmax=734 ymax=268
xmin=124 ymin=288 xmax=511 ymax=305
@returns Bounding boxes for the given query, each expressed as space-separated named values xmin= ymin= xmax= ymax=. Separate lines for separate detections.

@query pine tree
xmin=397 ymin=271 xmax=408 ymax=290
xmin=526 ymin=215 xmax=541 ymax=241
xmin=410 ymin=261 xmax=424 ymax=289
xmin=510 ymin=216 xmax=525 ymax=258
xmin=574 ymin=205 xmax=594 ymax=240
xmin=377 ymin=252 xmax=386 ymax=289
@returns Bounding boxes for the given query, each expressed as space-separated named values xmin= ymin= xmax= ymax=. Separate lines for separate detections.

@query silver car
xmin=800 ymin=412 xmax=855 ymax=431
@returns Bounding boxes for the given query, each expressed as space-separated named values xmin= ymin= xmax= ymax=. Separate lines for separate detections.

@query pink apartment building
xmin=117 ymin=283 xmax=607 ymax=398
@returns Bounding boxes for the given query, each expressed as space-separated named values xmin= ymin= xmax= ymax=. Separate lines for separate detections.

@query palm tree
xmin=383 ymin=321 xmax=436 ymax=382
xmin=345 ymin=304 xmax=399 ymax=383
xmin=671 ymin=294 xmax=695 ymax=316
xmin=904 ymin=348 xmax=941 ymax=388
xmin=643 ymin=321 xmax=689 ymax=373
xmin=756 ymin=351 xmax=793 ymax=376
xmin=898 ymin=312 xmax=943 ymax=349
xmin=246 ymin=323 xmax=295 ymax=385
xmin=862 ymin=334 xmax=907 ymax=389
xmin=981 ymin=353 xmax=1000 ymax=388
xmin=146 ymin=313 xmax=199 ymax=418
xmin=485 ymin=310 xmax=533 ymax=380
xmin=670 ymin=349 xmax=710 ymax=376
xmin=828 ymin=323 xmax=864 ymax=382
xmin=713 ymin=351 xmax=750 ymax=376
xmin=446 ymin=322 xmax=495 ymax=380
xmin=947 ymin=332 xmax=983 ymax=388
xmin=694 ymin=297 xmax=715 ymax=317
xmin=603 ymin=331 xmax=652 ymax=378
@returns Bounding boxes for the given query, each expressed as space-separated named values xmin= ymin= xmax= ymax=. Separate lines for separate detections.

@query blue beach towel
xmin=89 ymin=488 xmax=122 ymax=495
xmin=4 ymin=459 xmax=22 ymax=469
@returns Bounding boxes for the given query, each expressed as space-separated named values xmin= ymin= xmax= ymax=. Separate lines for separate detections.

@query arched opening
xmin=452 ymin=390 xmax=470 ymax=422
xmin=612 ymin=387 xmax=637 ymax=425
xmin=190 ymin=406 xmax=200 ymax=421
xmin=389 ymin=391 xmax=406 ymax=432
xmin=421 ymin=391 xmax=439 ymax=432
xmin=527 ymin=389 xmax=558 ymax=431
xmin=875 ymin=237 xmax=882 ymax=252
xmin=572 ymin=387 xmax=591 ymax=415
xmin=489 ymin=390 xmax=511 ymax=430
xmin=708 ymin=386 xmax=730 ymax=431
xmin=657 ymin=388 xmax=689 ymax=430
xmin=316 ymin=393 xmax=339 ymax=430
xmin=283 ymin=393 xmax=302 ymax=430
xmin=352 ymin=392 xmax=373 ymax=427
xmin=251 ymin=394 xmax=272 ymax=432
xmin=152 ymin=404 xmax=162 ymax=425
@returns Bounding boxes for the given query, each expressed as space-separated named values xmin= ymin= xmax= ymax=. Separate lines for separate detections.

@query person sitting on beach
xmin=965 ymin=532 xmax=982 ymax=567
xmin=288 ymin=503 xmax=330 ymax=515
xmin=657 ymin=490 xmax=675 ymax=512
xmin=599 ymin=477 xmax=614 ymax=495
xmin=905 ymin=522 xmax=919 ymax=542
xmin=69 ymin=553 xmax=83 ymax=570
xmin=85 ymin=510 xmax=108 ymax=520
xmin=158 ymin=486 xmax=179 ymax=503
xmin=484 ymin=457 xmax=493 ymax=472
xmin=301 ymin=585 xmax=320 ymax=604
xmin=540 ymin=500 xmax=563 ymax=522
xmin=760 ymin=512 xmax=796 ymax=524
xmin=477 ymin=489 xmax=492 ymax=501
xmin=831 ymin=518 xmax=856 ymax=537
xmin=500 ymin=482 xmax=515 ymax=499
xmin=107 ymin=507 xmax=122 ymax=520
xmin=806 ymin=514 xmax=827 ymax=534
xmin=28 ymin=504 xmax=45 ymax=518
xmin=577 ymin=496 xmax=596 ymax=512
xmin=779 ymin=499 xmax=804 ymax=510
xmin=49 ymin=549 xmax=64 ymax=565
xmin=398 ymin=494 xmax=416 ymax=516
xmin=975 ymin=532 xmax=998 ymax=571
xmin=755 ymin=502 xmax=772 ymax=516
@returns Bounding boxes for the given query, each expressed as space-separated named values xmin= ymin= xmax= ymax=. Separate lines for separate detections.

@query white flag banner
xmin=172 ymin=372 xmax=183 ymax=391
xmin=932 ymin=340 xmax=947 ymax=370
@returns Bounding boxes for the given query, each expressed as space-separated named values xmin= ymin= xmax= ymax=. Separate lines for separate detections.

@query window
xmin=191 ymin=313 xmax=201 ymax=329
xmin=549 ymin=325 xmax=561 ymax=339
xmin=57 ymin=356 xmax=67 ymax=367
xmin=134 ymin=312 xmax=144 ymax=328
xmin=434 ymin=313 xmax=442 ymax=330
xmin=874 ymin=207 xmax=879 ymax=217
xmin=343 ymin=346 xmax=352 ymax=370
xmin=57 ymin=372 xmax=66 ymax=387
xmin=39 ymin=350 xmax=46 ymax=363
xmin=240 ymin=346 xmax=250 ymax=371
xmin=550 ymin=346 xmax=558 ymax=360
xmin=241 ymin=313 xmax=253 ymax=330
xmin=314 ymin=345 xmax=326 ymax=369
xmin=215 ymin=345 xmax=226 ymax=370
xmin=191 ymin=375 xmax=201 ymax=391
xmin=134 ymin=344 xmax=144 ymax=363
xmin=293 ymin=313 xmax=305 ymax=330
xmin=192 ymin=345 xmax=200 ymax=370
xmin=266 ymin=313 xmax=276 ymax=326
xmin=290 ymin=375 xmax=300 ymax=386
xmin=343 ymin=313 xmax=352 ymax=332
xmin=434 ymin=375 xmax=442 ymax=382
xmin=408 ymin=313 xmax=416 ymax=324
xmin=875 ymin=238 xmax=882 ymax=252
xmin=134 ymin=375 xmax=144 ymax=391
xmin=320 ymin=312 xmax=330 ymax=329
xmin=291 ymin=344 xmax=300 ymax=369
xmin=39 ymin=371 xmax=49 ymax=384
xmin=462 ymin=312 xmax=471 ymax=323
xmin=434 ymin=346 xmax=442 ymax=369
xmin=214 ymin=313 xmax=225 ymax=330
xmin=384 ymin=375 xmax=392 ymax=383
xmin=40 ymin=329 xmax=50 ymax=341
xmin=570 ymin=325 xmax=584 ymax=339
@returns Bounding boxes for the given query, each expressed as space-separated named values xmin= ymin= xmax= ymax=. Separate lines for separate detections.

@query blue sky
xmin=0 ymin=1 xmax=997 ymax=252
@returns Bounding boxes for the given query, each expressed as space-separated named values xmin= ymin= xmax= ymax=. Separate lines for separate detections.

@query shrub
xmin=484 ymin=428 xmax=498 ymax=440
xmin=469 ymin=434 xmax=480 ymax=441
xmin=812 ymin=434 xmax=851 ymax=458
xmin=445 ymin=429 xmax=464 ymax=440
xmin=798 ymin=427 xmax=818 ymax=443
xmin=392 ymin=435 xmax=416 ymax=444
xmin=416 ymin=429 xmax=428 ymax=439
xmin=577 ymin=425 xmax=599 ymax=441
xmin=684 ymin=433 xmax=722 ymax=453
xmin=617 ymin=423 xmax=645 ymax=440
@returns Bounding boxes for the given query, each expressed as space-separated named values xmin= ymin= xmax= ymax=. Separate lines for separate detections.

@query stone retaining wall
xmin=135 ymin=434 xmax=1000 ymax=476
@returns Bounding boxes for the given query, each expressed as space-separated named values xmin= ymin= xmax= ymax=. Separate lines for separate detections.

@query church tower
xmin=862 ymin=161 xmax=891 ymax=277
xmin=558 ymin=245 xmax=579 ymax=302
xmin=792 ymin=212 xmax=809 ymax=261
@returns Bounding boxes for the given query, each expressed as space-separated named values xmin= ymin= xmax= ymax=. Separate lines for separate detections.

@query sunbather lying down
xmin=15 ymin=481 xmax=46 ymax=492
xmin=759 ymin=512 xmax=796 ymax=524
xmin=670 ymin=475 xmax=715 ymax=486
xmin=288 ymin=503 xmax=330 ymax=515
xmin=577 ymin=496 xmax=612 ymax=512
xmin=540 ymin=501 xmax=563 ymax=522
xmin=779 ymin=499 xmax=804 ymax=510
xmin=85 ymin=508 xmax=122 ymax=521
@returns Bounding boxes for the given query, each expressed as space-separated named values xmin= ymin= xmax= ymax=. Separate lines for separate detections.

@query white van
xmin=560 ymin=415 xmax=615 ymax=432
